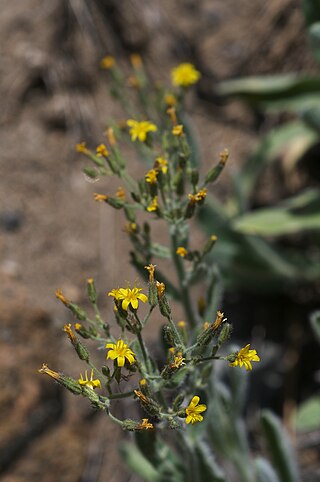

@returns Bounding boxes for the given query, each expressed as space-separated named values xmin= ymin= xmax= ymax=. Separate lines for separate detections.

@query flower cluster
xmin=39 ymin=58 xmax=261 ymax=437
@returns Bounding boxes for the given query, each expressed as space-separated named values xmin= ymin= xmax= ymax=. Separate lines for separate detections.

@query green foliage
xmin=261 ymin=411 xmax=299 ymax=482
xmin=294 ymin=395 xmax=320 ymax=431
xmin=310 ymin=310 xmax=320 ymax=343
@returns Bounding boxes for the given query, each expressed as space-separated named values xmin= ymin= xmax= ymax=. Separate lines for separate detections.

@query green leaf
xmin=237 ymin=121 xmax=317 ymax=202
xmin=310 ymin=310 xmax=320 ymax=343
xmin=255 ymin=457 xmax=281 ymax=482
xmin=294 ymin=395 xmax=320 ymax=431
xmin=194 ymin=440 xmax=226 ymax=482
xmin=218 ymin=75 xmax=320 ymax=104
xmin=233 ymin=189 xmax=320 ymax=236
xmin=261 ymin=410 xmax=299 ymax=482
xmin=119 ymin=442 xmax=161 ymax=482
xmin=309 ymin=22 xmax=320 ymax=63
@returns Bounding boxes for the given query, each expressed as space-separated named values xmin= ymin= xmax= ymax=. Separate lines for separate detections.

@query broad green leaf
xmin=233 ymin=189 xmax=320 ymax=236
xmin=261 ymin=410 xmax=299 ymax=482
xmin=218 ymin=75 xmax=320 ymax=104
xmin=119 ymin=442 xmax=161 ymax=482
xmin=294 ymin=395 xmax=320 ymax=431
xmin=255 ymin=457 xmax=281 ymax=482
xmin=236 ymin=121 xmax=317 ymax=202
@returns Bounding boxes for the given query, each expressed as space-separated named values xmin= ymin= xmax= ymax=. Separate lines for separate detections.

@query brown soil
xmin=0 ymin=1 xmax=319 ymax=481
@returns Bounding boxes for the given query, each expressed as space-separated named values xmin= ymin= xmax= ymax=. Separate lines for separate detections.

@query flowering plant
xmin=39 ymin=56 xmax=298 ymax=482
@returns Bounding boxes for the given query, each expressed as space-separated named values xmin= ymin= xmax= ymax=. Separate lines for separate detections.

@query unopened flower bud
xmin=205 ymin=149 xmax=228 ymax=184
xmin=87 ymin=278 xmax=97 ymax=304
xmin=217 ymin=322 xmax=232 ymax=345
xmin=203 ymin=235 xmax=218 ymax=256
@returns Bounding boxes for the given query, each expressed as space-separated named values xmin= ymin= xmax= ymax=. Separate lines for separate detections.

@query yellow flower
xmin=147 ymin=197 xmax=158 ymax=212
xmin=56 ymin=289 xmax=70 ymax=306
xmin=171 ymin=353 xmax=186 ymax=369
xmin=195 ymin=188 xmax=207 ymax=202
xmin=100 ymin=56 xmax=115 ymax=69
xmin=139 ymin=378 xmax=148 ymax=387
xmin=176 ymin=246 xmax=188 ymax=257
xmin=38 ymin=363 xmax=60 ymax=381
xmin=108 ymin=286 xmax=148 ymax=310
xmin=137 ymin=418 xmax=154 ymax=430
xmin=106 ymin=339 xmax=136 ymax=367
xmin=171 ymin=63 xmax=201 ymax=87
xmin=78 ymin=370 xmax=101 ymax=390
xmin=127 ymin=119 xmax=157 ymax=142
xmin=185 ymin=396 xmax=207 ymax=424
xmin=154 ymin=157 xmax=168 ymax=174
xmin=130 ymin=53 xmax=143 ymax=69
xmin=144 ymin=264 xmax=156 ymax=282
xmin=76 ymin=142 xmax=89 ymax=154
xmin=164 ymin=93 xmax=177 ymax=106
xmin=177 ymin=320 xmax=186 ymax=328
xmin=212 ymin=310 xmax=225 ymax=331
xmin=172 ymin=124 xmax=184 ymax=136
xmin=145 ymin=169 xmax=158 ymax=184
xmin=63 ymin=323 xmax=77 ymax=343
xmin=156 ymin=281 xmax=165 ymax=298
xmin=220 ymin=148 xmax=229 ymax=165
xmin=229 ymin=344 xmax=260 ymax=371
xmin=124 ymin=222 xmax=137 ymax=234
xmin=105 ymin=127 xmax=117 ymax=145
xmin=93 ymin=193 xmax=108 ymax=202
xmin=96 ymin=144 xmax=109 ymax=157
xmin=167 ymin=106 xmax=177 ymax=125
xmin=116 ymin=186 xmax=126 ymax=200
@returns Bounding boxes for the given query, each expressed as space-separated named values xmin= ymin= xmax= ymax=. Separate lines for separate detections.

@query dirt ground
xmin=0 ymin=0 xmax=319 ymax=481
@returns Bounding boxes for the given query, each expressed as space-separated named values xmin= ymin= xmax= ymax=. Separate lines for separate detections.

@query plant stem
xmin=170 ymin=226 xmax=197 ymax=328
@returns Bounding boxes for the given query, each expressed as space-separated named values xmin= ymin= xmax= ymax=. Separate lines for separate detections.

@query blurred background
xmin=1 ymin=0 xmax=319 ymax=481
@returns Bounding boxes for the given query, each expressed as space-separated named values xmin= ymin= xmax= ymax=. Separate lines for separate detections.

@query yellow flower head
xmin=147 ymin=197 xmax=158 ymax=212
xmin=116 ymin=186 xmax=126 ymax=200
xmin=56 ymin=289 xmax=70 ymax=306
xmin=130 ymin=53 xmax=143 ymax=69
xmin=177 ymin=320 xmax=186 ymax=328
xmin=106 ymin=127 xmax=117 ymax=146
xmin=145 ymin=169 xmax=158 ymax=184
xmin=164 ymin=93 xmax=177 ymax=106
xmin=176 ymin=246 xmax=188 ymax=257
xmin=108 ymin=286 xmax=148 ymax=311
xmin=203 ymin=322 xmax=210 ymax=330
xmin=127 ymin=119 xmax=157 ymax=142
xmin=38 ymin=363 xmax=60 ymax=381
xmin=171 ymin=353 xmax=186 ymax=369
xmin=96 ymin=144 xmax=109 ymax=157
xmin=76 ymin=142 xmax=89 ymax=154
xmin=185 ymin=396 xmax=207 ymax=424
xmin=220 ymin=148 xmax=229 ymax=165
xmin=144 ymin=263 xmax=156 ymax=283
xmin=212 ymin=310 xmax=225 ymax=331
xmin=139 ymin=378 xmax=148 ymax=387
xmin=93 ymin=193 xmax=108 ymax=202
xmin=229 ymin=344 xmax=260 ymax=371
xmin=154 ymin=157 xmax=168 ymax=174
xmin=156 ymin=281 xmax=165 ymax=298
xmin=172 ymin=124 xmax=184 ymax=137
xmin=171 ymin=63 xmax=201 ymax=87
xmin=100 ymin=55 xmax=115 ymax=69
xmin=124 ymin=222 xmax=137 ymax=234
xmin=78 ymin=369 xmax=101 ymax=390
xmin=137 ymin=418 xmax=154 ymax=430
xmin=63 ymin=323 xmax=77 ymax=343
xmin=106 ymin=339 xmax=136 ymax=367
xmin=167 ymin=106 xmax=177 ymax=125
xmin=195 ymin=188 xmax=207 ymax=202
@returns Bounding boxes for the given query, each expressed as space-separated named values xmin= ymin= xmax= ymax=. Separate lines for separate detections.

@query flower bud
xmin=87 ymin=278 xmax=97 ymax=304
